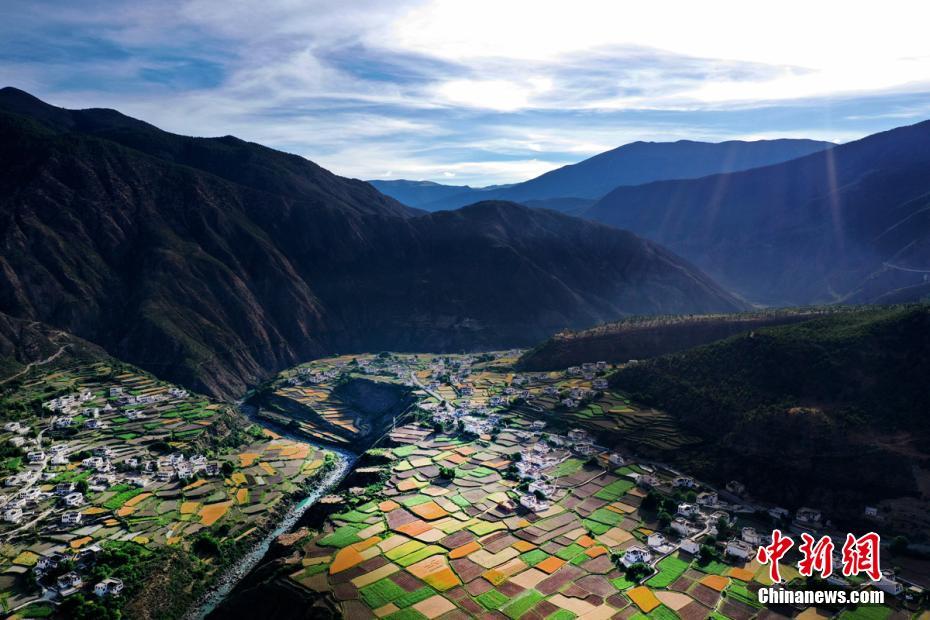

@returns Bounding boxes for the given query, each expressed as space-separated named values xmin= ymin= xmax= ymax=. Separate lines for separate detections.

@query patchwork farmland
xmin=216 ymin=351 xmax=914 ymax=620
xmin=0 ymin=355 xmax=336 ymax=617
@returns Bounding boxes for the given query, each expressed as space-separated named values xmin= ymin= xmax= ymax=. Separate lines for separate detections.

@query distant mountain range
xmin=0 ymin=87 xmax=743 ymax=398
xmin=584 ymin=120 xmax=930 ymax=306
xmin=370 ymin=138 xmax=831 ymax=211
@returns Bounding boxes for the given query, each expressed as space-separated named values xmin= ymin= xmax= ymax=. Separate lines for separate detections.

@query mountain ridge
xmin=0 ymin=88 xmax=745 ymax=399
xmin=584 ymin=118 xmax=930 ymax=306
xmin=370 ymin=137 xmax=832 ymax=211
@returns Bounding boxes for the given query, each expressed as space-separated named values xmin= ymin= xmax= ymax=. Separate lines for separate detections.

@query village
xmin=1 ymin=349 xmax=923 ymax=619
xmin=265 ymin=351 xmax=923 ymax=620
xmin=0 ymin=359 xmax=335 ymax=616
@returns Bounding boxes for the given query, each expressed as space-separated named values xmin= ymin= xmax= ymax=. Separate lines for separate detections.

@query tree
xmin=657 ymin=511 xmax=672 ymax=529
xmin=439 ymin=466 xmax=456 ymax=480
xmin=625 ymin=562 xmax=652 ymax=582
xmin=698 ymin=544 xmax=719 ymax=565
xmin=641 ymin=491 xmax=660 ymax=512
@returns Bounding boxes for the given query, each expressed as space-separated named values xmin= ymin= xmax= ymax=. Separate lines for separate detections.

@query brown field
xmin=199 ymin=501 xmax=233 ymax=526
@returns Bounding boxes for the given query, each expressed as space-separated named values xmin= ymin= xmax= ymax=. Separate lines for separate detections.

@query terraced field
xmin=0 ymin=357 xmax=336 ymax=614
xmin=277 ymin=421 xmax=820 ymax=620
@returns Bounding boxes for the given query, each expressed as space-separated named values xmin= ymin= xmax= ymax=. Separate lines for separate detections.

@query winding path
xmin=0 ymin=344 xmax=70 ymax=386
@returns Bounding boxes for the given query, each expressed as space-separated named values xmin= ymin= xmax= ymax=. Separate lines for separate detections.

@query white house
xmin=61 ymin=511 xmax=83 ymax=526
xmin=3 ymin=507 xmax=23 ymax=523
xmin=875 ymin=572 xmax=904 ymax=596
xmin=671 ymin=517 xmax=691 ymax=537
xmin=647 ymin=532 xmax=668 ymax=549
xmin=768 ymin=506 xmax=790 ymax=520
xmin=795 ymin=507 xmax=823 ymax=525
xmin=593 ymin=378 xmax=609 ymax=390
xmin=27 ymin=451 xmax=45 ymax=464
xmin=94 ymin=577 xmax=124 ymax=597
xmin=680 ymin=538 xmax=700 ymax=555
xmin=696 ymin=491 xmax=718 ymax=506
xmin=673 ymin=476 xmax=696 ymax=489
xmin=568 ymin=428 xmax=590 ymax=442
xmin=573 ymin=442 xmax=597 ymax=457
xmin=621 ymin=546 xmax=653 ymax=567
xmin=519 ymin=494 xmax=550 ymax=513
xmin=741 ymin=527 xmax=762 ymax=546
xmin=56 ymin=572 xmax=83 ymax=595
xmin=677 ymin=503 xmax=698 ymax=518
xmin=528 ymin=479 xmax=556 ymax=498
xmin=608 ymin=453 xmax=625 ymax=466
xmin=725 ymin=540 xmax=754 ymax=560
xmin=64 ymin=492 xmax=84 ymax=507
xmin=636 ymin=474 xmax=659 ymax=489
xmin=561 ymin=398 xmax=577 ymax=409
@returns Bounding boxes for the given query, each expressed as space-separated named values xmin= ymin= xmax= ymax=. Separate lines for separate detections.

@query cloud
xmin=2 ymin=0 xmax=930 ymax=186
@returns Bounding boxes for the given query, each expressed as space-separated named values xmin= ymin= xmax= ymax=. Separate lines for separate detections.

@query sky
xmin=3 ymin=1 xmax=930 ymax=187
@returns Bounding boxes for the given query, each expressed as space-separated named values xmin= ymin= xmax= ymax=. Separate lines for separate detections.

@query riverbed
xmin=186 ymin=413 xmax=357 ymax=619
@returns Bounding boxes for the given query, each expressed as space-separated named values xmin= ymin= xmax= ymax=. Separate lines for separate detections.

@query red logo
xmin=797 ymin=533 xmax=834 ymax=578
xmin=757 ymin=530 xmax=882 ymax=581
xmin=841 ymin=532 xmax=881 ymax=581
xmin=756 ymin=529 xmax=793 ymax=582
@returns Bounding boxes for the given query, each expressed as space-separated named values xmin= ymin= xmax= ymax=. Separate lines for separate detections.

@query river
xmin=186 ymin=412 xmax=357 ymax=619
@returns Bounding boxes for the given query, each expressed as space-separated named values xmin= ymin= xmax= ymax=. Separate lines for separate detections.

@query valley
xmin=0 ymin=85 xmax=929 ymax=620
xmin=210 ymin=348 xmax=930 ymax=620
xmin=2 ymin=311 xmax=929 ymax=619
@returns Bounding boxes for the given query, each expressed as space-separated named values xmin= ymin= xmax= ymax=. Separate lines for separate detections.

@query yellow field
xmin=199 ymin=501 xmax=233 ymax=525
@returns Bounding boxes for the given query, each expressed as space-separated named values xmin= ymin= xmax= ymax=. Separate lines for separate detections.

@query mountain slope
xmin=367 ymin=179 xmax=509 ymax=211
xmin=0 ymin=311 xmax=109 ymax=379
xmin=0 ymin=87 xmax=416 ymax=220
xmin=516 ymin=308 xmax=840 ymax=371
xmin=610 ymin=305 xmax=930 ymax=511
xmin=585 ymin=119 xmax=930 ymax=305
xmin=371 ymin=139 xmax=831 ymax=211
xmin=0 ymin=89 xmax=745 ymax=398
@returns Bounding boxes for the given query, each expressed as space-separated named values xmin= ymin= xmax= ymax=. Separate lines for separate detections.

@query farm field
xmin=0 ymin=356 xmax=336 ymax=616
xmin=277 ymin=422 xmax=819 ymax=620
xmin=234 ymin=351 xmax=907 ymax=620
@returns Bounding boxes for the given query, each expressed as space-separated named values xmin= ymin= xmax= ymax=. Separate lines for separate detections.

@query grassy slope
xmin=516 ymin=307 xmax=848 ymax=371
xmin=610 ymin=304 xmax=930 ymax=511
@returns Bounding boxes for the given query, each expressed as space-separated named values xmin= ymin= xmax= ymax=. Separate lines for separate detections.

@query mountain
xmin=0 ymin=87 xmax=417 ymax=220
xmin=367 ymin=179 xmax=510 ymax=210
xmin=519 ymin=197 xmax=596 ymax=216
xmin=584 ymin=120 xmax=930 ymax=306
xmin=610 ymin=304 xmax=930 ymax=512
xmin=516 ymin=307 xmax=840 ymax=371
xmin=0 ymin=311 xmax=108 ymax=379
xmin=0 ymin=88 xmax=745 ymax=399
xmin=370 ymin=138 xmax=831 ymax=211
